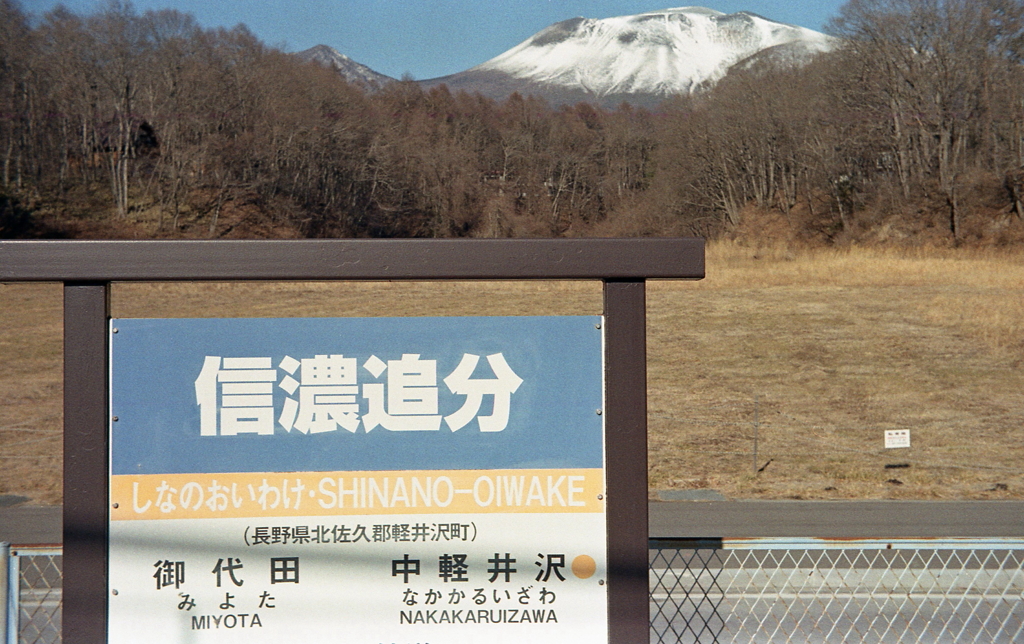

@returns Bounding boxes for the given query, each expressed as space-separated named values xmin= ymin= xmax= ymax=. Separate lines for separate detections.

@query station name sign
xmin=108 ymin=315 xmax=608 ymax=643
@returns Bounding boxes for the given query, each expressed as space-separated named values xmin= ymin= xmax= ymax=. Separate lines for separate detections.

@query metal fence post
xmin=3 ymin=543 xmax=16 ymax=644
xmin=0 ymin=542 xmax=7 ymax=644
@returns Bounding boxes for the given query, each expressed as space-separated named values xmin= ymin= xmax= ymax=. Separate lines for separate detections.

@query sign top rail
xmin=0 ymin=238 xmax=703 ymax=282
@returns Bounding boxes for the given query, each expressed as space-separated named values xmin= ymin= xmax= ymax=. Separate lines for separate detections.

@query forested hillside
xmin=2 ymin=0 xmax=1023 ymax=245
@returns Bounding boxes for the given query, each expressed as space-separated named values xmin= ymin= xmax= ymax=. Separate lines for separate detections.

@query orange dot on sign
xmin=571 ymin=555 xmax=596 ymax=579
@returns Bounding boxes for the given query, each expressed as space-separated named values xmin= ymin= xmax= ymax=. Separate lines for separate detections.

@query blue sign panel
xmin=110 ymin=316 xmax=604 ymax=476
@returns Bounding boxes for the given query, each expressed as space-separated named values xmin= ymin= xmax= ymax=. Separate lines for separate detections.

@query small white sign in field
xmin=884 ymin=430 xmax=911 ymax=449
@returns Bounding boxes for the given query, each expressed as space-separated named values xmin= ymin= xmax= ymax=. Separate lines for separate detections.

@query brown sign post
xmin=1 ymin=238 xmax=704 ymax=643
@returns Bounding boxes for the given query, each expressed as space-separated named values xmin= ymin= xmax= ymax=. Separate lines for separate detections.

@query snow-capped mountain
xmin=296 ymin=45 xmax=395 ymax=89
xmin=421 ymin=7 xmax=833 ymax=106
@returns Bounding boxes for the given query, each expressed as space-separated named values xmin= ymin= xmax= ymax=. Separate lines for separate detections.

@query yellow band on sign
xmin=110 ymin=468 xmax=605 ymax=521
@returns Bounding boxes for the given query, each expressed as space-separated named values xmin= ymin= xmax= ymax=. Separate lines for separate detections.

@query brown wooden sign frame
xmin=0 ymin=238 xmax=705 ymax=644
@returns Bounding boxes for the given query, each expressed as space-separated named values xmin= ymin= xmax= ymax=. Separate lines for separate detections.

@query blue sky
xmin=21 ymin=0 xmax=848 ymax=79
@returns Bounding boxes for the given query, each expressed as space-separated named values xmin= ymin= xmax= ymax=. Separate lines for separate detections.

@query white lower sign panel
xmin=110 ymin=511 xmax=607 ymax=643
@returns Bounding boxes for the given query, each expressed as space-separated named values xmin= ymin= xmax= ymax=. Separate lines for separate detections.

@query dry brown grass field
xmin=2 ymin=242 xmax=1023 ymax=505
xmin=649 ymin=242 xmax=1024 ymax=501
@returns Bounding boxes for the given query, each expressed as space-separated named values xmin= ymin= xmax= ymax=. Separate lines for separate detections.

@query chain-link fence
xmin=5 ymin=539 xmax=1024 ymax=643
xmin=5 ymin=546 xmax=61 ymax=644
xmin=650 ymin=537 xmax=1024 ymax=643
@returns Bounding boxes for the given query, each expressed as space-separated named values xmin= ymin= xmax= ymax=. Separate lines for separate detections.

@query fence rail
xmin=6 ymin=540 xmax=1023 ymax=643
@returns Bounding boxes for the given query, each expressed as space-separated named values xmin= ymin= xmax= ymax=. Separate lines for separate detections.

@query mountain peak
xmin=428 ymin=6 xmax=832 ymax=105
xmin=295 ymin=45 xmax=395 ymax=89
